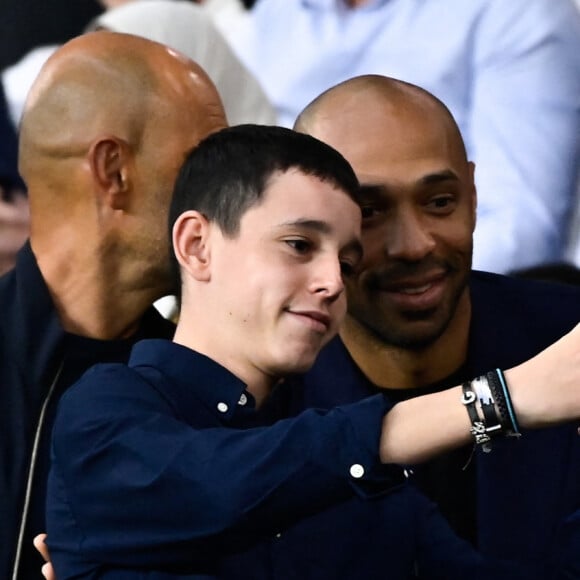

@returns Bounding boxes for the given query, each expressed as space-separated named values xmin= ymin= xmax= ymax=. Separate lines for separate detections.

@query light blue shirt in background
xmin=220 ymin=0 xmax=580 ymax=273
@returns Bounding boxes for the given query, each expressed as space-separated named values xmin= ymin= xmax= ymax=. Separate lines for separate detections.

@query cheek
xmin=359 ymin=232 xmax=386 ymax=270
xmin=335 ymin=294 xmax=348 ymax=323
xmin=451 ymin=203 xmax=476 ymax=239
xmin=440 ymin=222 xmax=473 ymax=252
xmin=217 ymin=255 xmax=271 ymax=310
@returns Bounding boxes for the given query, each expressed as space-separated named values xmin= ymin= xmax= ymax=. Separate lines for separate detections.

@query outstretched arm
xmin=48 ymin=323 xmax=580 ymax=571
xmin=380 ymin=322 xmax=580 ymax=464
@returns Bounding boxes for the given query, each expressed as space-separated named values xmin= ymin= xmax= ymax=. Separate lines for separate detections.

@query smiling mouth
xmin=374 ymin=274 xmax=448 ymax=311
xmin=384 ymin=275 xmax=444 ymax=295
xmin=371 ymin=266 xmax=448 ymax=293
xmin=287 ymin=310 xmax=331 ymax=333
xmin=396 ymin=283 xmax=433 ymax=295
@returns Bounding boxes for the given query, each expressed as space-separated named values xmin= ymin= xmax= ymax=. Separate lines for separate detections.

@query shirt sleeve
xmin=469 ymin=0 xmax=580 ymax=273
xmin=47 ymin=363 xmax=398 ymax=568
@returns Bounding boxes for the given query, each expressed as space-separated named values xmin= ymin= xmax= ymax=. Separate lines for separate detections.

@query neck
xmin=32 ymin=238 xmax=164 ymax=340
xmin=340 ymin=293 xmax=471 ymax=390
xmin=246 ymin=381 xmax=273 ymax=409
xmin=173 ymin=304 xmax=277 ymax=409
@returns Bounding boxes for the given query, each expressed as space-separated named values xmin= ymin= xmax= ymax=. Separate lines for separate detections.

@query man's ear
xmin=173 ymin=210 xmax=212 ymax=282
xmin=468 ymin=161 xmax=477 ymax=231
xmin=88 ymin=136 xmax=131 ymax=210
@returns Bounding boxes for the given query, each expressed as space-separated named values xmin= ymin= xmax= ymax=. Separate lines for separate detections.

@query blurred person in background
xmin=90 ymin=0 xmax=276 ymax=126
xmin=0 ymin=81 xmax=27 ymax=276
xmin=0 ymin=0 xmax=100 ymax=71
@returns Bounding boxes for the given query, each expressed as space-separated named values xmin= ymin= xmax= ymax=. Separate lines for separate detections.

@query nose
xmin=311 ymin=255 xmax=345 ymax=300
xmin=386 ymin=209 xmax=435 ymax=261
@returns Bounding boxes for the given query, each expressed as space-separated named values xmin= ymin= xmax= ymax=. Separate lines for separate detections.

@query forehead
xmin=312 ymin=98 xmax=467 ymax=186
xmin=241 ymin=169 xmax=361 ymax=236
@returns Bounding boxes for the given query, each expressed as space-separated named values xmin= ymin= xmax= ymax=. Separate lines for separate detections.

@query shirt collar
xmin=128 ymin=339 xmax=255 ymax=425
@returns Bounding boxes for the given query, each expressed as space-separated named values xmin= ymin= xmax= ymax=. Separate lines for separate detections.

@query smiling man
xmin=296 ymin=75 xmax=476 ymax=363
xmin=294 ymin=75 xmax=580 ymax=569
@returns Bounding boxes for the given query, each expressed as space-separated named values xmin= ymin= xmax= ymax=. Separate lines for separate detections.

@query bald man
xmin=0 ymin=31 xmax=226 ymax=580
xmin=294 ymin=75 xmax=580 ymax=571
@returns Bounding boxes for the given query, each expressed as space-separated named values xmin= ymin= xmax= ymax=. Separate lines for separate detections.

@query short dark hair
xmin=169 ymin=124 xmax=360 ymax=289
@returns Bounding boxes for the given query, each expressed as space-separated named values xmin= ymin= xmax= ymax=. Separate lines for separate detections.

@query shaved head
xmin=295 ymin=74 xmax=468 ymax=165
xmin=20 ymin=31 xmax=225 ymax=194
xmin=18 ymin=31 xmax=227 ymax=328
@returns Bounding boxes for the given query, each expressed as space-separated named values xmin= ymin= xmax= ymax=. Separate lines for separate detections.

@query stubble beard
xmin=348 ymin=263 xmax=471 ymax=352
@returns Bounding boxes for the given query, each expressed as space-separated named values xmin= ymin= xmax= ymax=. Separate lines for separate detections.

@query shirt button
xmin=349 ymin=464 xmax=365 ymax=479
xmin=238 ymin=393 xmax=248 ymax=406
xmin=217 ymin=402 xmax=229 ymax=413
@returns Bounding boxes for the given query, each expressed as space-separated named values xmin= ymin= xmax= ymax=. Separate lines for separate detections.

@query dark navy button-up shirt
xmin=46 ymin=339 xmax=536 ymax=579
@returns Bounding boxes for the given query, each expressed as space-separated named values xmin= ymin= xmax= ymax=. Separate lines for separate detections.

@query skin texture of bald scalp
xmin=19 ymin=31 xmax=227 ymax=340
xmin=295 ymin=74 xmax=477 ymax=389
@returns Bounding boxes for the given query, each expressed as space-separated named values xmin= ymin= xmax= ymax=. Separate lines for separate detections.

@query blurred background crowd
xmin=1 ymin=0 xmax=579 ymax=278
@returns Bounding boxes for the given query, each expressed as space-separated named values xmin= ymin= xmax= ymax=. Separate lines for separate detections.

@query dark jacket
xmin=0 ymin=242 xmax=175 ymax=580
xmin=298 ymin=270 xmax=580 ymax=574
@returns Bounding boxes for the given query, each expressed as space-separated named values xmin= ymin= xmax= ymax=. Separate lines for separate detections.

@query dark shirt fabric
xmin=296 ymin=270 xmax=580 ymax=572
xmin=0 ymin=242 xmax=175 ymax=580
xmin=554 ymin=509 xmax=580 ymax=579
xmin=47 ymin=339 xmax=536 ymax=580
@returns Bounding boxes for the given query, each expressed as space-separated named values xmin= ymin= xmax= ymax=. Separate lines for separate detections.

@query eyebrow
xmin=358 ymin=184 xmax=386 ymax=198
xmin=359 ymin=169 xmax=460 ymax=196
xmin=279 ymin=218 xmax=364 ymax=261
